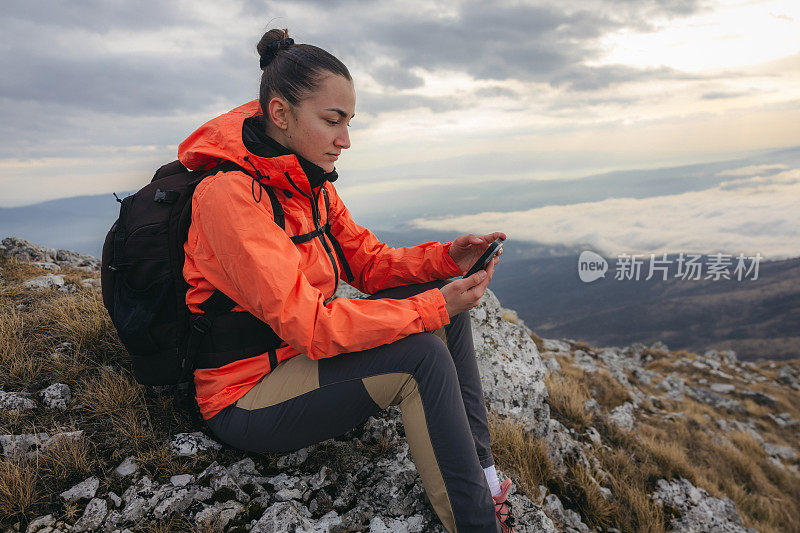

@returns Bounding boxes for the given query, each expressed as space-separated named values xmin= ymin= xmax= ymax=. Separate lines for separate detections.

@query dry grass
xmin=488 ymin=412 xmax=554 ymax=498
xmin=0 ymin=304 xmax=44 ymax=387
xmin=528 ymin=331 xmax=545 ymax=353
xmin=545 ymin=372 xmax=592 ymax=431
xmin=0 ymin=454 xmax=42 ymax=522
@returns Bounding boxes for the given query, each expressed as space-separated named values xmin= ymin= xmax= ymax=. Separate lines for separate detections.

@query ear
xmin=267 ymin=96 xmax=290 ymax=130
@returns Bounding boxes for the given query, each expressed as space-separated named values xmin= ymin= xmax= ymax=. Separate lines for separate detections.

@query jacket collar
xmin=177 ymin=100 xmax=337 ymax=197
xmin=242 ymin=115 xmax=338 ymax=191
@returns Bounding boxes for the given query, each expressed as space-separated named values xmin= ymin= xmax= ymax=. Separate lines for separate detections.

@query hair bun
xmin=257 ymin=28 xmax=293 ymax=70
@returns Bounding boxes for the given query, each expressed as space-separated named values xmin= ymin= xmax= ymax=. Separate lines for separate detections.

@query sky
xmin=1 ymin=0 xmax=799 ymax=259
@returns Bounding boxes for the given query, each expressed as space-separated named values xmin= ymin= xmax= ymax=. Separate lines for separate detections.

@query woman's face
xmin=270 ymin=74 xmax=356 ymax=173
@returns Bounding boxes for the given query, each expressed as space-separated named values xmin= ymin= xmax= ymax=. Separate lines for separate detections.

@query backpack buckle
xmin=154 ymin=189 xmax=179 ymax=204
xmin=192 ymin=315 xmax=212 ymax=334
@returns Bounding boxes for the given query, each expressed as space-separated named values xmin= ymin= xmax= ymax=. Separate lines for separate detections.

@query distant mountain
xmin=491 ymin=254 xmax=800 ymax=362
xmin=0 ymin=192 xmax=131 ymax=258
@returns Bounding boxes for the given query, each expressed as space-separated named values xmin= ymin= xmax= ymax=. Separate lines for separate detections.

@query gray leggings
xmin=206 ymin=280 xmax=500 ymax=532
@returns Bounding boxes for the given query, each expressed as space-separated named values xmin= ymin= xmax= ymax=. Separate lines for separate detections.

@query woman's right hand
xmin=440 ymin=253 xmax=500 ymax=317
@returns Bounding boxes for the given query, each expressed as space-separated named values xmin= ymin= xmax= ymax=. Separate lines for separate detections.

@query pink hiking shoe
xmin=492 ymin=478 xmax=516 ymax=532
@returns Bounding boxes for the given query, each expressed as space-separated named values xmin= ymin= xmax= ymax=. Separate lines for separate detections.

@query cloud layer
xmin=411 ymin=166 xmax=800 ymax=260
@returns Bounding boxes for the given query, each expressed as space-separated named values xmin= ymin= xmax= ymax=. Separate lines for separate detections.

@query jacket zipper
xmin=283 ymin=171 xmax=340 ymax=303
xmin=311 ymin=186 xmax=340 ymax=300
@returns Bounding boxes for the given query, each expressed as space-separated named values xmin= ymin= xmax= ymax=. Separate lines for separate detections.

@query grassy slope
xmin=1 ymin=254 xmax=799 ymax=532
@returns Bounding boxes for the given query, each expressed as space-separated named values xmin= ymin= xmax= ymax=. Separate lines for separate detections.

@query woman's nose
xmin=335 ymin=126 xmax=350 ymax=149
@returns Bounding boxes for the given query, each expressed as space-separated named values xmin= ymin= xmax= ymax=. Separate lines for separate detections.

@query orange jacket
xmin=179 ymin=100 xmax=464 ymax=420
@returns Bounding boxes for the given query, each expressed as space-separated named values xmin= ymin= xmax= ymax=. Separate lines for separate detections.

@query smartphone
xmin=463 ymin=238 xmax=504 ymax=278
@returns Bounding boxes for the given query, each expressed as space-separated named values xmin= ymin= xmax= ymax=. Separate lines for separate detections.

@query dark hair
xmin=257 ymin=28 xmax=352 ymax=115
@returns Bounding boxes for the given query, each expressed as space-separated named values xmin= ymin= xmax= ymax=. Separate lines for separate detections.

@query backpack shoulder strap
xmin=321 ymin=186 xmax=355 ymax=283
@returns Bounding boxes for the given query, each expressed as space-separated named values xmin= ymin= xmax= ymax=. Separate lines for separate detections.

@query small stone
xmin=170 ymin=473 xmax=194 ymax=487
xmin=38 ymin=383 xmax=72 ymax=410
xmin=24 ymin=514 xmax=54 ymax=533
xmin=168 ymin=432 xmax=222 ymax=457
xmin=0 ymin=391 xmax=37 ymax=412
xmin=23 ymin=274 xmax=65 ymax=290
xmin=609 ymin=402 xmax=636 ymax=432
xmin=108 ymin=491 xmax=122 ymax=508
xmin=114 ymin=456 xmax=139 ymax=477
xmin=72 ymin=498 xmax=107 ymax=532
xmin=59 ymin=477 xmax=100 ymax=503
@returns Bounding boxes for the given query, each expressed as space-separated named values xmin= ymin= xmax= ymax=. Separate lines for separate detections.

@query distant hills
xmin=491 ymin=254 xmax=800 ymax=362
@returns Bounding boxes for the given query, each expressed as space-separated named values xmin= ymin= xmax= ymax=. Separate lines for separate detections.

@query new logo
xmin=578 ymin=251 xmax=608 ymax=283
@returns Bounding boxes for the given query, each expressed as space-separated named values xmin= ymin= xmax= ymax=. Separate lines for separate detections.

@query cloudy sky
xmin=1 ymin=0 xmax=798 ymax=258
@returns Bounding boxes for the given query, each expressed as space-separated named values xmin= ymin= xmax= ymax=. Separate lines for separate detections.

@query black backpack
xmin=101 ymin=159 xmax=288 ymax=389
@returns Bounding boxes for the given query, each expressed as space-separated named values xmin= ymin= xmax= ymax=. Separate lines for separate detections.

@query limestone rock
xmin=0 ymin=391 xmax=37 ymax=412
xmin=114 ymin=456 xmax=139 ymax=478
xmin=59 ymin=477 xmax=100 ymax=503
xmin=470 ymin=289 xmax=551 ymax=438
xmin=651 ymin=478 xmax=756 ymax=532
xmin=72 ymin=498 xmax=107 ymax=532
xmin=609 ymin=402 xmax=636 ymax=432
xmin=24 ymin=273 xmax=65 ymax=290
xmin=38 ymin=383 xmax=72 ymax=410
xmin=168 ymin=431 xmax=222 ymax=456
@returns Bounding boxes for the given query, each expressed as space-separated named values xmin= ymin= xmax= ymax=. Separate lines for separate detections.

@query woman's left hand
xmin=449 ymin=232 xmax=507 ymax=274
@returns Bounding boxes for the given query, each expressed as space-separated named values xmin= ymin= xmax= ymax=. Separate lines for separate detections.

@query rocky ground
xmin=1 ymin=237 xmax=798 ymax=532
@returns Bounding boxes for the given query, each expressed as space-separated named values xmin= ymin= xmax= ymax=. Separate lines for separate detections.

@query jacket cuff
xmin=411 ymin=288 xmax=451 ymax=331
xmin=441 ymin=242 xmax=464 ymax=278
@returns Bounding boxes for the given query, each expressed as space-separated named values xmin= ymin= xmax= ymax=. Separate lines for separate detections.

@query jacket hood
xmin=178 ymin=100 xmax=337 ymax=197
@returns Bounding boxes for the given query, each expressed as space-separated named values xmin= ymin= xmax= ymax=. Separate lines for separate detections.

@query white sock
xmin=484 ymin=465 xmax=501 ymax=496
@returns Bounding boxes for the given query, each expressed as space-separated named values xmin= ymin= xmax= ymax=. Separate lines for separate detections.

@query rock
xmin=72 ymin=498 xmax=107 ymax=532
xmin=687 ymin=387 xmax=744 ymax=413
xmin=585 ymin=427 xmax=602 ymax=446
xmin=650 ymin=477 xmax=756 ymax=532
xmin=741 ymin=388 xmax=777 ymax=406
xmin=1 ymin=237 xmax=100 ymax=272
xmin=31 ymin=261 xmax=60 ymax=272
xmin=108 ymin=491 xmax=122 ymax=508
xmin=573 ymin=350 xmax=598 ymax=373
xmin=276 ymin=445 xmax=312 ymax=468
xmin=470 ymin=289 xmax=551 ymax=438
xmin=544 ymin=493 xmax=590 ymax=532
xmin=0 ymin=391 xmax=37 ymax=412
xmin=542 ymin=339 xmax=571 ymax=353
xmin=170 ymin=474 xmax=194 ymax=487
xmin=583 ymin=399 xmax=601 ymax=414
xmin=23 ymin=274 xmax=65 ymax=290
xmin=80 ymin=278 xmax=101 ymax=290
xmin=608 ymin=402 xmax=636 ymax=432
xmin=168 ymin=431 xmax=222 ymax=456
xmin=59 ymin=477 xmax=100 ymax=503
xmin=38 ymin=383 xmax=72 ymax=410
xmin=250 ymin=500 xmax=314 ymax=532
xmin=368 ymin=515 xmax=425 ymax=532
xmin=542 ymin=357 xmax=561 ymax=375
xmin=763 ymin=443 xmax=797 ymax=461
xmin=1 ymin=431 xmax=84 ymax=458
xmin=658 ymin=374 xmax=686 ymax=401
xmin=114 ymin=456 xmax=139 ymax=477
xmin=152 ymin=486 xmax=196 ymax=519
xmin=704 ymin=349 xmax=738 ymax=365
xmin=768 ymin=412 xmax=799 ymax=428
xmin=710 ymin=383 xmax=736 ymax=394
xmin=194 ymin=500 xmax=245 ymax=530
xmin=24 ymin=514 xmax=54 ymax=533
xmin=0 ymin=433 xmax=49 ymax=458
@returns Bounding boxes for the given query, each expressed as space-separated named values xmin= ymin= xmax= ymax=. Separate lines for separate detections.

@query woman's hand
xmin=449 ymin=232 xmax=506 ymax=274
xmin=440 ymin=251 xmax=500 ymax=317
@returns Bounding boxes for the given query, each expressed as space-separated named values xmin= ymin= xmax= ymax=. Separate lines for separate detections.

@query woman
xmin=180 ymin=28 xmax=514 ymax=532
